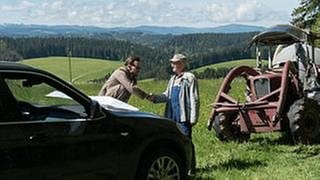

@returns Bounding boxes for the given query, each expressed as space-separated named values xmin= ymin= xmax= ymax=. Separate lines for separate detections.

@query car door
xmin=3 ymin=72 xmax=121 ymax=180
xmin=24 ymin=112 xmax=121 ymax=180
xmin=0 ymin=123 xmax=34 ymax=180
xmin=0 ymin=77 xmax=32 ymax=180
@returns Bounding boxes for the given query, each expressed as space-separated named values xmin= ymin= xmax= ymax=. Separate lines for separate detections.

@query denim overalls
xmin=170 ymin=85 xmax=191 ymax=137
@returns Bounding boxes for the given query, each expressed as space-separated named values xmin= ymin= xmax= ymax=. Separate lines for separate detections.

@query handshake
xmin=146 ymin=93 xmax=156 ymax=103
xmin=133 ymin=87 xmax=157 ymax=102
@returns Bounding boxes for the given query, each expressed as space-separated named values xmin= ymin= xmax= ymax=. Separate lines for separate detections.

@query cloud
xmin=0 ymin=0 xmax=291 ymax=27
xmin=203 ymin=0 xmax=288 ymax=24
xmin=0 ymin=0 xmax=35 ymax=11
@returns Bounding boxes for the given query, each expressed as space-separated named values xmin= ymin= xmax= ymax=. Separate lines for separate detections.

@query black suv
xmin=0 ymin=62 xmax=193 ymax=180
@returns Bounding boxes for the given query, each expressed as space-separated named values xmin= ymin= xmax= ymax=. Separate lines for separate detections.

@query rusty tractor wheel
xmin=287 ymin=98 xmax=320 ymax=144
xmin=213 ymin=112 xmax=250 ymax=142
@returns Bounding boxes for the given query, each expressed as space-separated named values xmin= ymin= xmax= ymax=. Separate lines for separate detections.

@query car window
xmin=4 ymin=76 xmax=88 ymax=121
xmin=6 ymin=79 xmax=74 ymax=106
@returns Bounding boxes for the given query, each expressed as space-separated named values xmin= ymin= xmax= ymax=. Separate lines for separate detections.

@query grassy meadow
xmin=193 ymin=59 xmax=268 ymax=73
xmin=132 ymin=79 xmax=320 ymax=180
xmin=22 ymin=57 xmax=320 ymax=179
xmin=22 ymin=57 xmax=122 ymax=83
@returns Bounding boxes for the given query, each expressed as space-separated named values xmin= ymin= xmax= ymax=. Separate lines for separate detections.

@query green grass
xmin=75 ymin=78 xmax=320 ymax=180
xmin=127 ymin=79 xmax=320 ymax=179
xmin=193 ymin=59 xmax=267 ymax=73
xmin=26 ymin=58 xmax=320 ymax=179
xmin=21 ymin=56 xmax=121 ymax=84
xmin=78 ymin=77 xmax=320 ymax=180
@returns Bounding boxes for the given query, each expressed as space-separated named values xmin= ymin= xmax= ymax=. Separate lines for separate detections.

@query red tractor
xmin=207 ymin=24 xmax=320 ymax=144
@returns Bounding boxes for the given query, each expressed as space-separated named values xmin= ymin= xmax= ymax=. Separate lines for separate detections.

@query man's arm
xmin=189 ymin=76 xmax=200 ymax=126
xmin=115 ymin=70 xmax=148 ymax=99
xmin=151 ymin=76 xmax=174 ymax=103
xmin=98 ymin=81 xmax=108 ymax=96
xmin=132 ymin=86 xmax=149 ymax=99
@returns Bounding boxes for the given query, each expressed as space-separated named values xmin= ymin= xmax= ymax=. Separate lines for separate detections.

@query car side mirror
xmin=89 ymin=100 xmax=104 ymax=119
xmin=22 ymin=78 xmax=42 ymax=87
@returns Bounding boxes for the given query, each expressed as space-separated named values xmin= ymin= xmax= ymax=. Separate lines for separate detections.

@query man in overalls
xmin=150 ymin=53 xmax=200 ymax=176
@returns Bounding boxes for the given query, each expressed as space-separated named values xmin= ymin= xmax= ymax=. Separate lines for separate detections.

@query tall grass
xmin=22 ymin=57 xmax=121 ymax=83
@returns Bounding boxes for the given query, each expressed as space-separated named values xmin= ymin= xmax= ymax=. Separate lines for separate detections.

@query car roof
xmin=0 ymin=61 xmax=43 ymax=73
xmin=0 ymin=61 xmax=57 ymax=78
xmin=250 ymin=24 xmax=309 ymax=46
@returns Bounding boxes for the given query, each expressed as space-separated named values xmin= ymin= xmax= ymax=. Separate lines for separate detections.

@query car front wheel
xmin=137 ymin=148 xmax=185 ymax=180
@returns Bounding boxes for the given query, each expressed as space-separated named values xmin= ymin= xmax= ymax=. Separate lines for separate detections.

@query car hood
xmin=108 ymin=110 xmax=165 ymax=120
xmin=91 ymin=96 xmax=167 ymax=120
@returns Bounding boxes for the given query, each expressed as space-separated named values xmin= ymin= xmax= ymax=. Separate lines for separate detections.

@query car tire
xmin=137 ymin=148 xmax=185 ymax=180
xmin=287 ymin=98 xmax=320 ymax=144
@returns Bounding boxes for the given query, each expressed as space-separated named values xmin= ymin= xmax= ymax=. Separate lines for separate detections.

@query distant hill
xmin=0 ymin=23 xmax=266 ymax=37
xmin=0 ymin=24 xmax=108 ymax=37
xmin=2 ymin=31 xmax=257 ymax=79
xmin=190 ymin=59 xmax=266 ymax=79
xmin=111 ymin=24 xmax=266 ymax=34
xmin=206 ymin=24 xmax=266 ymax=33
xmin=193 ymin=59 xmax=268 ymax=73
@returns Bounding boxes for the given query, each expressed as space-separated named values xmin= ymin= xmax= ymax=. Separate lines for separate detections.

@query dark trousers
xmin=177 ymin=122 xmax=196 ymax=171
xmin=190 ymin=131 xmax=196 ymax=172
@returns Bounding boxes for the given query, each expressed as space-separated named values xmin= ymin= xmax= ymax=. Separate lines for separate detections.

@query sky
xmin=0 ymin=0 xmax=300 ymax=28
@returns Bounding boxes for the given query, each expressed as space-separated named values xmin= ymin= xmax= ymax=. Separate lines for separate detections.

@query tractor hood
xmin=273 ymin=43 xmax=320 ymax=66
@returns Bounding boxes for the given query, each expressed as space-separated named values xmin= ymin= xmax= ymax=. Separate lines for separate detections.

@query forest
xmin=0 ymin=32 xmax=257 ymax=79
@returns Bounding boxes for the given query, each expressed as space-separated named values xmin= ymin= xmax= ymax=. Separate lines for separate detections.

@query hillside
xmin=1 ymin=32 xmax=258 ymax=79
xmin=21 ymin=57 xmax=121 ymax=83
xmin=193 ymin=59 xmax=258 ymax=72
xmin=21 ymin=58 xmax=261 ymax=83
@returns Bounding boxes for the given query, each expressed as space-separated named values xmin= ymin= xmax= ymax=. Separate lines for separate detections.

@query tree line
xmin=0 ymin=32 xmax=257 ymax=79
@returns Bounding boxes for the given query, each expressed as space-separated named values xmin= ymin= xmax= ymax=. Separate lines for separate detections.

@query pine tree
xmin=291 ymin=0 xmax=320 ymax=29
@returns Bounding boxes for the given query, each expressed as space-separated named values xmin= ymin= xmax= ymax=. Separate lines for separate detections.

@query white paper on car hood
xmin=90 ymin=96 xmax=139 ymax=111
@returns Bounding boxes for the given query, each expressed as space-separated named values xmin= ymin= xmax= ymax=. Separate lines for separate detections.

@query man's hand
xmin=146 ymin=93 xmax=156 ymax=103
